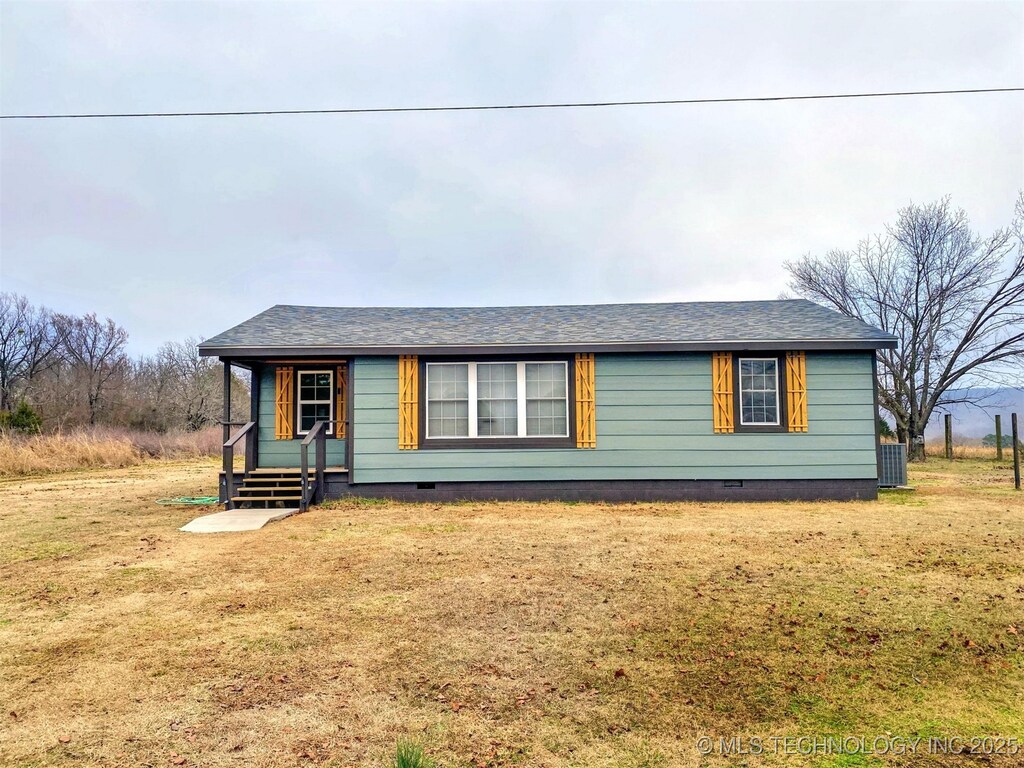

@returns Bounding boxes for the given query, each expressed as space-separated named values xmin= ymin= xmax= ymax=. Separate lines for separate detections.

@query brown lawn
xmin=0 ymin=458 xmax=1021 ymax=767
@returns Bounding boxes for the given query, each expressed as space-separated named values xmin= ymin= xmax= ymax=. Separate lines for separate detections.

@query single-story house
xmin=197 ymin=300 xmax=897 ymax=507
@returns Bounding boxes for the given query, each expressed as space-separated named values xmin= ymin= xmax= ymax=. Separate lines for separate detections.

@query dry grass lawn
xmin=0 ymin=458 xmax=1022 ymax=767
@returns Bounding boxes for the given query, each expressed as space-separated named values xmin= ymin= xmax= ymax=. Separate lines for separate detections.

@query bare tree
xmin=53 ymin=313 xmax=130 ymax=425
xmin=156 ymin=338 xmax=222 ymax=431
xmin=786 ymin=195 xmax=1024 ymax=459
xmin=0 ymin=293 xmax=59 ymax=410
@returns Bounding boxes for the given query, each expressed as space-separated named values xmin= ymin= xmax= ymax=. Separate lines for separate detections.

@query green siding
xmin=256 ymin=366 xmax=346 ymax=468
xmin=350 ymin=353 xmax=878 ymax=483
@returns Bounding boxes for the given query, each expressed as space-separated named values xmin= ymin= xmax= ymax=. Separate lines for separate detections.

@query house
xmin=197 ymin=300 xmax=897 ymax=507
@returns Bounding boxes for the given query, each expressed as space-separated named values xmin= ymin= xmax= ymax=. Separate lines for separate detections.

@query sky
xmin=1 ymin=1 xmax=1022 ymax=355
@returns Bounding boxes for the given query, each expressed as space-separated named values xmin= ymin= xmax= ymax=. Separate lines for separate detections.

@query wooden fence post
xmin=1013 ymin=413 xmax=1021 ymax=491
xmin=995 ymin=415 xmax=1003 ymax=461
xmin=944 ymin=413 xmax=952 ymax=459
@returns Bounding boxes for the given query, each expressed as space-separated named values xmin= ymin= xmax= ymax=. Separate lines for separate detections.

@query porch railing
xmin=300 ymin=420 xmax=330 ymax=512
xmin=222 ymin=421 xmax=257 ymax=509
xmin=298 ymin=418 xmax=351 ymax=511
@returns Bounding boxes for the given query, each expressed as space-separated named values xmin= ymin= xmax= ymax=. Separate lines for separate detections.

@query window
xmin=426 ymin=363 xmax=468 ymax=437
xmin=525 ymin=362 xmax=568 ymax=436
xmin=477 ymin=363 xmax=517 ymax=436
xmin=297 ymin=370 xmax=333 ymax=434
xmin=738 ymin=358 xmax=780 ymax=426
xmin=425 ymin=361 xmax=569 ymax=440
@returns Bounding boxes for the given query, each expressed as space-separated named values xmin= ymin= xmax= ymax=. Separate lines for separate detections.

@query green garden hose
xmin=155 ymin=496 xmax=221 ymax=506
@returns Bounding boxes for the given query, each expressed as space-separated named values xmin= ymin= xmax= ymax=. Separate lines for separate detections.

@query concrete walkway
xmin=179 ymin=507 xmax=300 ymax=533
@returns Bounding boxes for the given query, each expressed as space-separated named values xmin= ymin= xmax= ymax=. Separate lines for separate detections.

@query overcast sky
xmin=1 ymin=1 xmax=1021 ymax=354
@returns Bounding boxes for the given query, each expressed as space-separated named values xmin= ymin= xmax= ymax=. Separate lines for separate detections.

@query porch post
xmin=222 ymin=359 xmax=232 ymax=444
xmin=248 ymin=363 xmax=260 ymax=471
xmin=221 ymin=358 xmax=234 ymax=507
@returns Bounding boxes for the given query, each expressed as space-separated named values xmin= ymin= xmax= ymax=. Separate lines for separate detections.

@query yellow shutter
xmin=335 ymin=364 xmax=348 ymax=438
xmin=786 ymin=351 xmax=808 ymax=432
xmin=398 ymin=355 xmax=419 ymax=450
xmin=712 ymin=353 xmax=734 ymax=433
xmin=574 ymin=353 xmax=596 ymax=448
xmin=274 ymin=366 xmax=294 ymax=439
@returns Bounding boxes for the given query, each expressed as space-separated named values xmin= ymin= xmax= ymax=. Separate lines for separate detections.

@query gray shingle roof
xmin=198 ymin=300 xmax=896 ymax=356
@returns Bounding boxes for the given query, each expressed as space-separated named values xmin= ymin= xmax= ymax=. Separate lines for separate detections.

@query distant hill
xmin=920 ymin=388 xmax=1024 ymax=440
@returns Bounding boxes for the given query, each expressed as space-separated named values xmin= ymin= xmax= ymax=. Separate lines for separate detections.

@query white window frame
xmin=296 ymin=369 xmax=334 ymax=436
xmin=425 ymin=361 xmax=569 ymax=440
xmin=737 ymin=356 xmax=781 ymax=426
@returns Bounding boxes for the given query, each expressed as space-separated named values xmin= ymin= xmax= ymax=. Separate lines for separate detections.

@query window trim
xmin=295 ymin=369 xmax=334 ymax=437
xmin=732 ymin=353 xmax=788 ymax=433
xmin=419 ymin=356 xmax=576 ymax=449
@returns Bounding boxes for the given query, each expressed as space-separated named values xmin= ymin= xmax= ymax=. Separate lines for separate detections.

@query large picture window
xmin=738 ymin=358 xmax=780 ymax=426
xmin=297 ymin=370 xmax=333 ymax=434
xmin=425 ymin=361 xmax=569 ymax=440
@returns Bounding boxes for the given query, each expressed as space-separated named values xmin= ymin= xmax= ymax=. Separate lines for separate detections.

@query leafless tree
xmin=53 ymin=313 xmax=130 ymax=425
xmin=786 ymin=195 xmax=1024 ymax=460
xmin=0 ymin=293 xmax=60 ymax=410
xmin=155 ymin=338 xmax=223 ymax=430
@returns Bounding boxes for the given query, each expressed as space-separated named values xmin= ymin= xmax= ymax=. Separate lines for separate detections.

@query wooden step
xmin=242 ymin=478 xmax=304 ymax=485
xmin=237 ymin=488 xmax=301 ymax=496
xmin=228 ymin=499 xmax=299 ymax=505
xmin=247 ymin=467 xmax=348 ymax=474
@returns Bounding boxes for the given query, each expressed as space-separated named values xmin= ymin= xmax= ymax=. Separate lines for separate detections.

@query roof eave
xmin=198 ymin=338 xmax=897 ymax=358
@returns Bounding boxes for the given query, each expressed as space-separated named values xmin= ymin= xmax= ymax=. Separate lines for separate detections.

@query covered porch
xmin=218 ymin=358 xmax=351 ymax=511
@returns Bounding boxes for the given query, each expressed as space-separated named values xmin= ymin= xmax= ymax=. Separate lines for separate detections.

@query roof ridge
xmin=265 ymin=298 xmax=812 ymax=312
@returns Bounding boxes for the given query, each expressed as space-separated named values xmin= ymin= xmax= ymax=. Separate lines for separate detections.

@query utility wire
xmin=1 ymin=86 xmax=1020 ymax=120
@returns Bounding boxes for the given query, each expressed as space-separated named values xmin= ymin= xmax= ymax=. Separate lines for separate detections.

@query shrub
xmin=0 ymin=401 xmax=43 ymax=435
xmin=877 ymin=417 xmax=895 ymax=439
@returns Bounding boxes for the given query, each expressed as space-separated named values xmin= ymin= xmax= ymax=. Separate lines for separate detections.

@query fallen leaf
xmin=58 ymin=735 xmax=71 ymax=744
xmin=614 ymin=668 xmax=626 ymax=679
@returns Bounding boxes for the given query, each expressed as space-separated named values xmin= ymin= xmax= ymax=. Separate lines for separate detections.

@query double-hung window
xmin=297 ymin=370 xmax=333 ymax=434
xmin=738 ymin=358 xmax=780 ymax=426
xmin=426 ymin=361 xmax=569 ymax=441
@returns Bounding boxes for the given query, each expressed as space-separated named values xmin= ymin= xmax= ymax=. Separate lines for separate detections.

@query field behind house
xmin=0 ymin=459 xmax=1021 ymax=767
xmin=0 ymin=426 xmax=225 ymax=477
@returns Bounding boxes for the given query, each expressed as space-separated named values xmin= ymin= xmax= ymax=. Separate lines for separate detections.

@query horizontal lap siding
xmin=352 ymin=353 xmax=877 ymax=483
xmin=257 ymin=366 xmax=346 ymax=468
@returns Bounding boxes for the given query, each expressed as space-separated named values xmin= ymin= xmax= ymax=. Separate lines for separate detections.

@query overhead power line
xmin=1 ymin=87 xmax=1020 ymax=120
